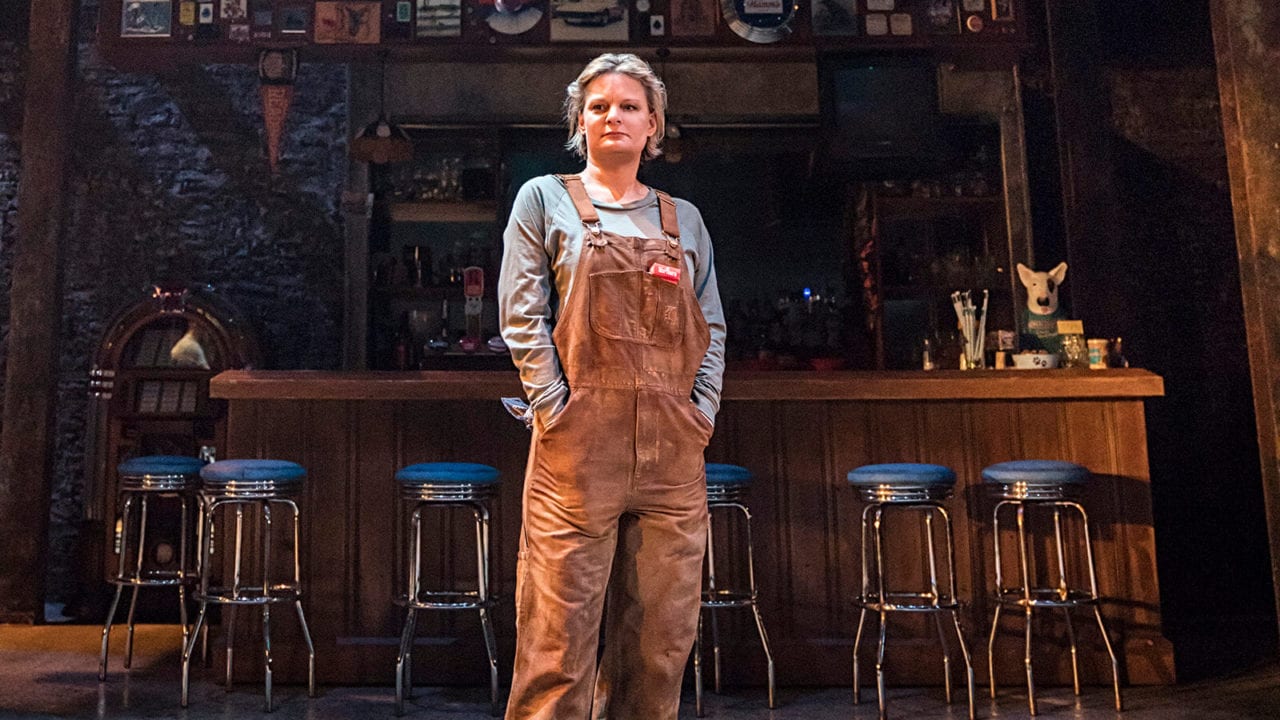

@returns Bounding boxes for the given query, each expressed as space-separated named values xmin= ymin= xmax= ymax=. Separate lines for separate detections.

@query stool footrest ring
xmin=110 ymin=575 xmax=197 ymax=588
xmin=855 ymin=593 xmax=963 ymax=613
xmin=701 ymin=589 xmax=758 ymax=609
xmin=994 ymin=587 xmax=1100 ymax=608
xmin=196 ymin=585 xmax=302 ymax=605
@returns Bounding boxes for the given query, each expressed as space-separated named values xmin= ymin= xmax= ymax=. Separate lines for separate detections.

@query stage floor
xmin=1 ymin=623 xmax=1276 ymax=719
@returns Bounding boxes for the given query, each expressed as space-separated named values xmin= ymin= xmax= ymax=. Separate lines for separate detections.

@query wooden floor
xmin=2 ymin=623 xmax=1277 ymax=719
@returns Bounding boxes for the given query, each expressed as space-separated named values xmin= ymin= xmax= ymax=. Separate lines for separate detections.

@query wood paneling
xmin=1210 ymin=0 xmax=1280 ymax=645
xmin=211 ymin=372 xmax=1172 ymax=688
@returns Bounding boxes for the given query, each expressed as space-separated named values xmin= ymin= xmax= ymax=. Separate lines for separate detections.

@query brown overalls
xmin=505 ymin=175 xmax=714 ymax=720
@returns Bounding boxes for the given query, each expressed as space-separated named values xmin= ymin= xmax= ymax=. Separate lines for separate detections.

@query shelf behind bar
xmin=389 ymin=201 xmax=497 ymax=223
xmin=210 ymin=368 xmax=1164 ymax=402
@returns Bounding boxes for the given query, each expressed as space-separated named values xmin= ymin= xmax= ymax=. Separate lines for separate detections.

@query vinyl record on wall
xmin=480 ymin=0 xmax=544 ymax=34
xmin=721 ymin=0 xmax=795 ymax=43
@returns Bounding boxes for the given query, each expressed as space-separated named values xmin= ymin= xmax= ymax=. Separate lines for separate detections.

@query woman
xmin=498 ymin=53 xmax=726 ymax=720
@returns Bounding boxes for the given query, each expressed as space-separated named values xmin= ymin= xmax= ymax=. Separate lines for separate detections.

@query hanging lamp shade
xmin=351 ymin=116 xmax=414 ymax=164
xmin=352 ymin=52 xmax=413 ymax=165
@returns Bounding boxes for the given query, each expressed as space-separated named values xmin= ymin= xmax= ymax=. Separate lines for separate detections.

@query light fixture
xmin=351 ymin=54 xmax=413 ymax=164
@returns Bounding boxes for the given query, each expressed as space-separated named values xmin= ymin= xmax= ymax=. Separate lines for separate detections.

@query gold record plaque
xmin=722 ymin=0 xmax=795 ymax=43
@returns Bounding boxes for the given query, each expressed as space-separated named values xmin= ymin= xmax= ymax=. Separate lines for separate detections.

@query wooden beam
xmin=0 ymin=0 xmax=77 ymax=622
xmin=1210 ymin=0 xmax=1280 ymax=641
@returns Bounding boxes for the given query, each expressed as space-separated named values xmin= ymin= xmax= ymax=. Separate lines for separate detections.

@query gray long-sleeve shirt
xmin=498 ymin=174 xmax=726 ymax=425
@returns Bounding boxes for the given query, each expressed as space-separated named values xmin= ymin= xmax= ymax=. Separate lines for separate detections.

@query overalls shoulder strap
xmin=656 ymin=190 xmax=680 ymax=240
xmin=557 ymin=174 xmax=600 ymax=226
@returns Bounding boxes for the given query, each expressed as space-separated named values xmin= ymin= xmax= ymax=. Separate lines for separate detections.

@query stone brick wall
xmin=0 ymin=31 xmax=349 ymax=605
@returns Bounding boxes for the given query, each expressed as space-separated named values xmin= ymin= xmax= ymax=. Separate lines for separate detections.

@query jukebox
xmin=84 ymin=284 xmax=260 ymax=610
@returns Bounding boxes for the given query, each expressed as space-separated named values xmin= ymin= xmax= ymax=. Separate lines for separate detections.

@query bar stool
xmin=393 ymin=462 xmax=500 ymax=717
xmin=984 ymin=459 xmax=1121 ymax=715
xmin=847 ymin=463 xmax=975 ymax=720
xmin=181 ymin=459 xmax=317 ymax=712
xmin=99 ymin=454 xmax=204 ymax=680
xmin=694 ymin=463 xmax=776 ymax=717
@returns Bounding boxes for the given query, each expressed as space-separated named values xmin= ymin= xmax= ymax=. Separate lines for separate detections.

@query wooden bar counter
xmin=209 ymin=368 xmax=1173 ymax=688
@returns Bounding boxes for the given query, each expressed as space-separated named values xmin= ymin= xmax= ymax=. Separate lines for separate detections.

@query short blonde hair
xmin=564 ymin=53 xmax=666 ymax=162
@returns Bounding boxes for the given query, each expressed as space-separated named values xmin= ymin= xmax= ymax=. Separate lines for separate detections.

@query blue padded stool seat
xmin=983 ymin=460 xmax=1089 ymax=501
xmin=847 ymin=462 xmax=956 ymax=486
xmin=706 ymin=463 xmax=752 ymax=485
xmin=981 ymin=459 xmax=1089 ymax=485
xmin=119 ymin=455 xmax=205 ymax=477
xmin=200 ymin=459 xmax=305 ymax=484
xmin=704 ymin=463 xmax=753 ymax=506
xmin=848 ymin=463 xmax=956 ymax=503
xmin=396 ymin=462 xmax=500 ymax=485
xmin=118 ymin=455 xmax=204 ymax=492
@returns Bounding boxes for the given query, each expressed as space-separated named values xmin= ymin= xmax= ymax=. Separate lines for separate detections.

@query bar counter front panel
xmin=209 ymin=369 xmax=1172 ymax=688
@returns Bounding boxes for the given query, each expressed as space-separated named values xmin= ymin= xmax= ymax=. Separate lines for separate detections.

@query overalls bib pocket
xmin=588 ymin=270 xmax=685 ymax=348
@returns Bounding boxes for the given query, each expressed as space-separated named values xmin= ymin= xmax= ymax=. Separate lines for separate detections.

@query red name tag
xmin=649 ymin=262 xmax=681 ymax=284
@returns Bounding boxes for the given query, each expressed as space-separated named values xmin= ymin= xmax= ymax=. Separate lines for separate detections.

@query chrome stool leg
xmin=475 ymin=503 xmax=499 ymax=716
xmin=1053 ymin=506 xmax=1082 ymax=696
xmin=395 ymin=605 xmax=417 ymax=716
xmin=872 ymin=506 xmax=888 ymax=720
xmin=741 ymin=505 xmax=776 ymax=709
xmin=99 ymin=491 xmax=135 ymax=681
xmin=99 ymin=584 xmax=125 ymax=681
xmin=182 ymin=497 xmax=215 ymax=709
xmin=178 ymin=495 xmax=192 ymax=659
xmin=852 ymin=503 xmax=873 ymax=706
xmin=1015 ymin=502 xmax=1038 ymax=716
xmin=705 ymin=516 xmax=722 ymax=694
xmin=938 ymin=505 xmax=975 ymax=720
xmin=925 ymin=510 xmax=951 ymax=704
xmin=694 ymin=612 xmax=705 ymax=717
xmin=181 ymin=600 xmax=209 ymax=708
xmin=697 ymin=492 xmax=776 ymax=714
xmin=1073 ymin=500 xmax=1122 ymax=711
xmin=262 ymin=503 xmax=274 ymax=712
xmin=123 ymin=495 xmax=150 ymax=670
xmin=289 ymin=498 xmax=317 ymax=700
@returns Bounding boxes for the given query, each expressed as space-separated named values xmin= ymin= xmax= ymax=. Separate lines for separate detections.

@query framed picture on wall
xmin=813 ymin=0 xmax=858 ymax=35
xmin=549 ymin=0 xmax=629 ymax=42
xmin=992 ymin=0 xmax=1012 ymax=20
xmin=315 ymin=0 xmax=381 ymax=42
xmin=417 ymin=0 xmax=463 ymax=36
xmin=279 ymin=4 xmax=310 ymax=33
xmin=221 ymin=0 xmax=247 ymax=21
xmin=924 ymin=0 xmax=958 ymax=33
xmin=670 ymin=0 xmax=716 ymax=36
xmin=121 ymin=0 xmax=173 ymax=36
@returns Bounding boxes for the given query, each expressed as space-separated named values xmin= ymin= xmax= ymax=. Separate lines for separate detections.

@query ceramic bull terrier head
xmin=1017 ymin=262 xmax=1067 ymax=317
